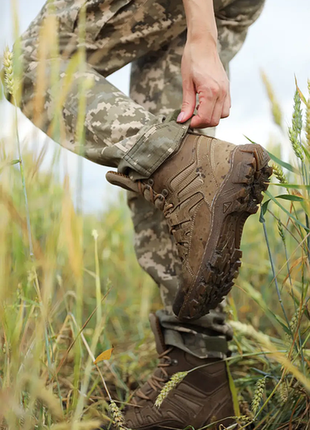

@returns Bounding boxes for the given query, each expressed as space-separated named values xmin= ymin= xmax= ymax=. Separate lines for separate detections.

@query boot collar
xmin=149 ymin=313 xmax=166 ymax=355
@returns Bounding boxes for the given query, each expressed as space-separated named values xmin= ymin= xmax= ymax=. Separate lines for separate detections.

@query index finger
xmin=190 ymin=85 xmax=221 ymax=128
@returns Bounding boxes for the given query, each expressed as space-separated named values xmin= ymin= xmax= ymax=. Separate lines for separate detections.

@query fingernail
xmin=177 ymin=112 xmax=185 ymax=122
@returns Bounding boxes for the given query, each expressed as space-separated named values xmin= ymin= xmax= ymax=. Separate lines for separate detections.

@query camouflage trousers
xmin=17 ymin=0 xmax=265 ymax=358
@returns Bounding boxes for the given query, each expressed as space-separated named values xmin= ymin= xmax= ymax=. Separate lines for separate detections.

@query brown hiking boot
xmin=107 ymin=131 xmax=272 ymax=320
xmin=101 ymin=314 xmax=236 ymax=430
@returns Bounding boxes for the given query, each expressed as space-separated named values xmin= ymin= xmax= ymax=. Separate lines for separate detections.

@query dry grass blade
xmin=21 ymin=374 xmax=63 ymax=419
xmin=0 ymin=183 xmax=43 ymax=260
xmin=51 ymin=286 xmax=112 ymax=382
xmin=261 ymin=70 xmax=283 ymax=128
xmin=231 ymin=321 xmax=310 ymax=391
xmin=51 ymin=421 xmax=102 ymax=430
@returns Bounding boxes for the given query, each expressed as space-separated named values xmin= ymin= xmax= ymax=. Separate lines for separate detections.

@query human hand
xmin=177 ymin=41 xmax=231 ymax=128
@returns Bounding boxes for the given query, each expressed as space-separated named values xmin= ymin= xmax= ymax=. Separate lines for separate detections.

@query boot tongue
xmin=149 ymin=313 xmax=166 ymax=354
xmin=106 ymin=171 xmax=139 ymax=192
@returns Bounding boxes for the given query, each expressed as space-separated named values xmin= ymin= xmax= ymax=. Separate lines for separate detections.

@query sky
xmin=1 ymin=0 xmax=310 ymax=213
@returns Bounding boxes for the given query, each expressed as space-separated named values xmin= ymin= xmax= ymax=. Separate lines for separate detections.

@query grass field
xmin=1 ymin=25 xmax=310 ymax=430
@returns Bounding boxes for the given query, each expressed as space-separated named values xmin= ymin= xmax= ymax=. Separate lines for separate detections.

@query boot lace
xmin=137 ymin=182 xmax=174 ymax=217
xmin=132 ymin=347 xmax=173 ymax=406
xmin=137 ymin=181 xmax=190 ymax=261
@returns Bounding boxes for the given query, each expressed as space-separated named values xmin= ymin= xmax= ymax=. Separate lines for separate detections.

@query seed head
xmin=278 ymin=380 xmax=289 ymax=403
xmin=289 ymin=127 xmax=304 ymax=161
xmin=287 ymin=305 xmax=304 ymax=340
xmin=237 ymin=415 xmax=252 ymax=425
xmin=277 ymin=220 xmax=285 ymax=243
xmin=261 ymin=71 xmax=282 ymax=128
xmin=230 ymin=321 xmax=271 ymax=345
xmin=292 ymin=90 xmax=303 ymax=135
xmin=109 ymin=401 xmax=131 ymax=430
xmin=251 ymin=378 xmax=266 ymax=417
xmin=3 ymin=47 xmax=15 ymax=96
xmin=306 ymin=107 xmax=310 ymax=148
xmin=289 ymin=89 xmax=304 ymax=161
xmin=155 ymin=371 xmax=188 ymax=408
xmin=272 ymin=164 xmax=287 ymax=185
xmin=306 ymin=79 xmax=310 ymax=147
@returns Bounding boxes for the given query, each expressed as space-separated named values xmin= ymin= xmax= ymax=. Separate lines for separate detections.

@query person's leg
xmin=10 ymin=0 xmax=189 ymax=178
xmin=128 ymin=0 xmax=265 ymax=356
xmin=216 ymin=0 xmax=266 ymax=68
xmin=128 ymin=33 xmax=231 ymax=359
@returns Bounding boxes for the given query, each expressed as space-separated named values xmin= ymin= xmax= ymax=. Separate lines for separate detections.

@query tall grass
xmin=0 ymin=7 xmax=310 ymax=430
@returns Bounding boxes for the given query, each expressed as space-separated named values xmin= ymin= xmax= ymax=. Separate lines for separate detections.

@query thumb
xmin=177 ymin=80 xmax=196 ymax=123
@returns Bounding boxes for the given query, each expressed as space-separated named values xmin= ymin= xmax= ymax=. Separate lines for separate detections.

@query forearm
xmin=182 ymin=0 xmax=218 ymax=46
xmin=179 ymin=0 xmax=230 ymax=128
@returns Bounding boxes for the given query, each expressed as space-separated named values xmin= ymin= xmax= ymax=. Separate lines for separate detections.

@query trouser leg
xmin=128 ymin=0 xmax=265 ymax=358
xmin=215 ymin=0 xmax=265 ymax=67
xmin=12 ymin=0 xmax=189 ymax=179
xmin=10 ymin=0 xmax=264 ymax=179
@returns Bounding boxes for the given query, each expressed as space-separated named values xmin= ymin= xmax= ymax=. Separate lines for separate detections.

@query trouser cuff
xmin=163 ymin=328 xmax=229 ymax=360
xmin=156 ymin=309 xmax=232 ymax=360
xmin=118 ymin=112 xmax=189 ymax=181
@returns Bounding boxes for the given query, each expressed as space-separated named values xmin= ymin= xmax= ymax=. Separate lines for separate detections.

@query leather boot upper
xmin=102 ymin=314 xmax=235 ymax=430
xmin=107 ymin=131 xmax=271 ymax=320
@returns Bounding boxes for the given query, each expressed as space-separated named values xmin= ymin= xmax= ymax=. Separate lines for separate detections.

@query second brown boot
xmin=100 ymin=314 xmax=236 ymax=430
xmin=107 ymin=131 xmax=272 ymax=320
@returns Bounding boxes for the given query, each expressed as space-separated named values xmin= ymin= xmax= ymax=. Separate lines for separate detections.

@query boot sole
xmin=173 ymin=143 xmax=272 ymax=320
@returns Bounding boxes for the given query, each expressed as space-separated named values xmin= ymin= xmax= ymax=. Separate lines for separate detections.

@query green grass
xmin=1 ymin=25 xmax=310 ymax=430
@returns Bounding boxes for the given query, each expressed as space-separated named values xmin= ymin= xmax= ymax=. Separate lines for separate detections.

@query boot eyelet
xmin=162 ymin=189 xmax=168 ymax=197
xmin=171 ymin=359 xmax=178 ymax=365
xmin=148 ymin=178 xmax=154 ymax=186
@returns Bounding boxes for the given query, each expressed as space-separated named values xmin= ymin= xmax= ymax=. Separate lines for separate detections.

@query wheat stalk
xmin=155 ymin=371 xmax=188 ymax=408
xmin=288 ymin=304 xmax=304 ymax=338
xmin=306 ymin=79 xmax=310 ymax=147
xmin=261 ymin=71 xmax=282 ymax=128
xmin=251 ymin=378 xmax=266 ymax=417
xmin=2 ymin=46 xmax=34 ymax=259
xmin=289 ymin=90 xmax=304 ymax=161
xmin=278 ymin=379 xmax=289 ymax=403
xmin=277 ymin=219 xmax=286 ymax=243
xmin=230 ymin=321 xmax=271 ymax=345
xmin=289 ymin=127 xmax=304 ymax=161
xmin=272 ymin=164 xmax=288 ymax=185
xmin=109 ymin=401 xmax=131 ymax=430
xmin=292 ymin=89 xmax=303 ymax=135
xmin=236 ymin=415 xmax=253 ymax=426
xmin=3 ymin=47 xmax=15 ymax=96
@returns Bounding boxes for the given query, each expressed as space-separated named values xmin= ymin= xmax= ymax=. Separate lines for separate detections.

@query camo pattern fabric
xmin=16 ymin=0 xmax=265 ymax=358
xmin=16 ymin=0 xmax=191 ymax=180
